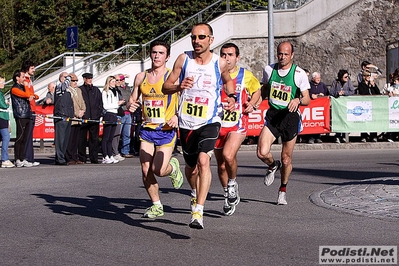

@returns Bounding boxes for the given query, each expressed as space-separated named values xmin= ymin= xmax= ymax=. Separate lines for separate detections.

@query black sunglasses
xmin=190 ymin=34 xmax=212 ymax=40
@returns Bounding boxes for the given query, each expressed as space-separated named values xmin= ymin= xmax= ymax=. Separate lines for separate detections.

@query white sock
xmin=153 ymin=200 xmax=162 ymax=206
xmin=195 ymin=204 xmax=204 ymax=214
xmin=191 ymin=189 xmax=197 ymax=198
xmin=228 ymin=178 xmax=236 ymax=186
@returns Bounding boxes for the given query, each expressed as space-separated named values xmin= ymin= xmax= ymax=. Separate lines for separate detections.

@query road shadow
xmin=237 ymin=163 xmax=399 ymax=184
xmin=32 ymin=193 xmax=191 ymax=239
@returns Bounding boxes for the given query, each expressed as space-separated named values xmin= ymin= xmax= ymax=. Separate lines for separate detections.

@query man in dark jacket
xmin=54 ymin=72 xmax=73 ymax=165
xmin=307 ymin=72 xmax=329 ymax=144
xmin=78 ymin=73 xmax=103 ymax=164
xmin=11 ymin=69 xmax=34 ymax=167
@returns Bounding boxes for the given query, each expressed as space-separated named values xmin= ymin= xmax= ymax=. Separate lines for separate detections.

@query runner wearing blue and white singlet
xmin=163 ymin=23 xmax=236 ymax=229
xmin=178 ymin=51 xmax=223 ymax=130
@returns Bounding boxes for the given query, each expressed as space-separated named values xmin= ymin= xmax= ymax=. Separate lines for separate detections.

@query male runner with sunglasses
xmin=163 ymin=23 xmax=236 ymax=229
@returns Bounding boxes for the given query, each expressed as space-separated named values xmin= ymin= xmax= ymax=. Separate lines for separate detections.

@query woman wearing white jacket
xmin=102 ymin=76 xmax=124 ymax=164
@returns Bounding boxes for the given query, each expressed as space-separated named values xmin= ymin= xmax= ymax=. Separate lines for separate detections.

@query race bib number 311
xmin=144 ymin=99 xmax=165 ymax=124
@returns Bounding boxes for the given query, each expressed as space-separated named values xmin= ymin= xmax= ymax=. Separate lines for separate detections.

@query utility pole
xmin=268 ymin=0 xmax=274 ymax=65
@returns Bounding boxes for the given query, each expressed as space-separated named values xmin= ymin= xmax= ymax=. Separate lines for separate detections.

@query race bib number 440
xmin=269 ymin=81 xmax=292 ymax=107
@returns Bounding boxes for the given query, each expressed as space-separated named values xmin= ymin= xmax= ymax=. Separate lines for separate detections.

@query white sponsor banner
xmin=346 ymin=101 xmax=373 ymax=122
xmin=388 ymin=97 xmax=399 ymax=129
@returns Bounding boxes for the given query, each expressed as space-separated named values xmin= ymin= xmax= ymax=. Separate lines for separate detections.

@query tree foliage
xmin=0 ymin=0 xmax=267 ymax=78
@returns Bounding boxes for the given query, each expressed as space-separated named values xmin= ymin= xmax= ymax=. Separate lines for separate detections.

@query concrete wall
xmin=218 ymin=0 xmax=397 ymax=89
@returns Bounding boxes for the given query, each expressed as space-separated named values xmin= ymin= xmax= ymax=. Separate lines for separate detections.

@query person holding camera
xmin=358 ymin=69 xmax=381 ymax=142
xmin=357 ymin=60 xmax=382 ymax=85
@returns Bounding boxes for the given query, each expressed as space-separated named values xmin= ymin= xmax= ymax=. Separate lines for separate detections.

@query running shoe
xmin=15 ymin=159 xmax=23 ymax=168
xmin=32 ymin=161 xmax=40 ymax=167
xmin=189 ymin=211 xmax=204 ymax=229
xmin=227 ymin=180 xmax=240 ymax=206
xmin=110 ymin=156 xmax=119 ymax=164
xmin=113 ymin=154 xmax=125 ymax=161
xmin=190 ymin=197 xmax=197 ymax=213
xmin=1 ymin=160 xmax=15 ymax=168
xmin=169 ymin=157 xmax=183 ymax=189
xmin=22 ymin=159 xmax=33 ymax=168
xmin=102 ymin=156 xmax=113 ymax=164
xmin=277 ymin=191 xmax=287 ymax=205
xmin=142 ymin=204 xmax=164 ymax=218
xmin=223 ymin=192 xmax=236 ymax=216
xmin=264 ymin=160 xmax=281 ymax=186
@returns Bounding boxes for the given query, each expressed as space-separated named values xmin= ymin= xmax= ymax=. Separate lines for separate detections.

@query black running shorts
xmin=179 ymin=122 xmax=221 ymax=168
xmin=264 ymin=108 xmax=302 ymax=142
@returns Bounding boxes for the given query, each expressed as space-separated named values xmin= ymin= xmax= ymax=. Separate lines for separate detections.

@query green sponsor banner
xmin=331 ymin=96 xmax=389 ymax=132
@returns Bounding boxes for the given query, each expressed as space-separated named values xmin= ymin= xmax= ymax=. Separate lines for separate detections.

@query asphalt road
xmin=0 ymin=148 xmax=398 ymax=266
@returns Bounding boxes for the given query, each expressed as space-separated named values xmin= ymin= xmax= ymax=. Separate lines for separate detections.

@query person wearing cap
xmin=66 ymin=73 xmax=86 ymax=165
xmin=54 ymin=72 xmax=73 ymax=165
xmin=78 ymin=73 xmax=103 ymax=164
xmin=113 ymin=74 xmax=134 ymax=158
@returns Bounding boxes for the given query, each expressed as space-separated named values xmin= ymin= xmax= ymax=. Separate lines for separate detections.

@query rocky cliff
xmin=215 ymin=0 xmax=398 ymax=89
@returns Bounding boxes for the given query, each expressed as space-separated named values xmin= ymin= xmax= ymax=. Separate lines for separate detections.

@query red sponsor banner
xmin=33 ymin=105 xmax=103 ymax=139
xmin=34 ymin=105 xmax=55 ymax=139
xmin=301 ymin=97 xmax=330 ymax=134
xmin=246 ymin=97 xmax=331 ymax=136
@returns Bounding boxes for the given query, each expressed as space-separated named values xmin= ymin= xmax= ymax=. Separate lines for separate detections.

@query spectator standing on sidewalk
xmin=43 ymin=82 xmax=55 ymax=105
xmin=78 ymin=73 xmax=103 ymax=164
xmin=330 ymin=69 xmax=355 ymax=143
xmin=101 ymin=76 xmax=123 ymax=164
xmin=0 ymin=75 xmax=14 ymax=168
xmin=358 ymin=69 xmax=380 ymax=143
xmin=21 ymin=60 xmax=40 ymax=167
xmin=116 ymin=74 xmax=135 ymax=158
xmin=66 ymin=73 xmax=86 ymax=165
xmin=54 ymin=72 xmax=73 ymax=165
xmin=11 ymin=70 xmax=34 ymax=167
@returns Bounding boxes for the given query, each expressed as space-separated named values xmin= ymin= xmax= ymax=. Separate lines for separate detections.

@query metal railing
xmin=10 ymin=0 xmax=312 ymax=91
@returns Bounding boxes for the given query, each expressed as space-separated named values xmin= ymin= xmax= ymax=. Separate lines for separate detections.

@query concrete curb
xmin=24 ymin=141 xmax=399 ymax=154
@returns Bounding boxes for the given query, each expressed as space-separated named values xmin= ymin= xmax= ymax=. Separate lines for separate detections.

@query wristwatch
xmin=228 ymin=93 xmax=237 ymax=102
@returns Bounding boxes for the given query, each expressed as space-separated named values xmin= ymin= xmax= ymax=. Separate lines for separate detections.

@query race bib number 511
xmin=182 ymin=96 xmax=209 ymax=119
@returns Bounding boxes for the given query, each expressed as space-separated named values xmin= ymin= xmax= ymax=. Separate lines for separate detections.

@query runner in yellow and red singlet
xmin=214 ymin=43 xmax=261 ymax=216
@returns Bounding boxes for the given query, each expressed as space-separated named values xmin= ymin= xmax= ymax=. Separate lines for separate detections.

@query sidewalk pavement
xmin=22 ymin=139 xmax=399 ymax=154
